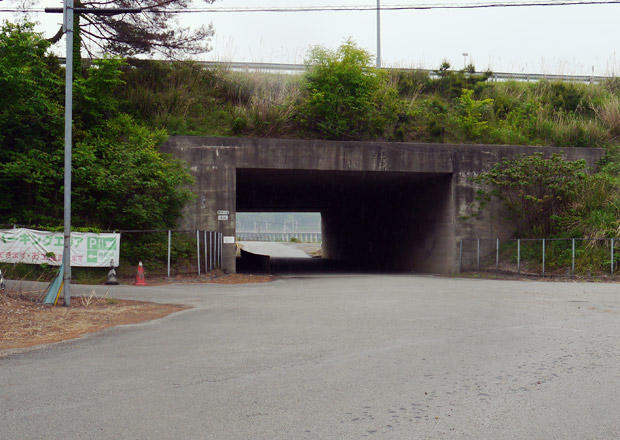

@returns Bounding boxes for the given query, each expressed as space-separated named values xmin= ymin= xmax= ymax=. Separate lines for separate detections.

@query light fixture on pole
xmin=462 ymin=52 xmax=469 ymax=70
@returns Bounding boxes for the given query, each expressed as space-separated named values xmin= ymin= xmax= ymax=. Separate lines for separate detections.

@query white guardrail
xmin=193 ymin=61 xmax=610 ymax=83
xmin=61 ymin=59 xmax=611 ymax=83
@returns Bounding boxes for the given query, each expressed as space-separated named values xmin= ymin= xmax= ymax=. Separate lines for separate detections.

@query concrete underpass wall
xmin=160 ymin=136 xmax=605 ymax=274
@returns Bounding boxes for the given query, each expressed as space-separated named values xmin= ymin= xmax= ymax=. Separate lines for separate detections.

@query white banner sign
xmin=0 ymin=229 xmax=120 ymax=267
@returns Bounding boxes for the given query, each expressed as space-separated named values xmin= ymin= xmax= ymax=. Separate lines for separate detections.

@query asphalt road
xmin=2 ymin=275 xmax=620 ymax=439
xmin=238 ymin=241 xmax=312 ymax=258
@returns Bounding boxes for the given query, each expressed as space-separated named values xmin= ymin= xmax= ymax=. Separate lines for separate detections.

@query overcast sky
xmin=3 ymin=0 xmax=620 ymax=75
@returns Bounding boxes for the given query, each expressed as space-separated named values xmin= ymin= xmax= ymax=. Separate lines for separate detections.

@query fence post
xmin=167 ymin=230 xmax=171 ymax=278
xmin=477 ymin=238 xmax=480 ymax=272
xmin=517 ymin=239 xmax=521 ymax=275
xmin=196 ymin=230 xmax=201 ymax=276
xmin=572 ymin=238 xmax=575 ymax=277
xmin=210 ymin=231 xmax=214 ymax=271
xmin=459 ymin=238 xmax=463 ymax=273
xmin=611 ymin=238 xmax=615 ymax=279
xmin=542 ymin=238 xmax=545 ymax=278
xmin=204 ymin=230 xmax=208 ymax=274
xmin=496 ymin=238 xmax=499 ymax=272
xmin=217 ymin=232 xmax=222 ymax=268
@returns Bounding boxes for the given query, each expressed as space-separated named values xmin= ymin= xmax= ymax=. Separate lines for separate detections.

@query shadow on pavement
xmin=237 ymin=256 xmax=406 ymax=276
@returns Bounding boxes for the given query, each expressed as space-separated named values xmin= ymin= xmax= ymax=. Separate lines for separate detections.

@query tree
xmin=0 ymin=21 xmax=64 ymax=224
xmin=47 ymin=0 xmax=216 ymax=58
xmin=473 ymin=153 xmax=588 ymax=237
xmin=0 ymin=22 xmax=194 ymax=230
xmin=297 ymin=39 xmax=399 ymax=140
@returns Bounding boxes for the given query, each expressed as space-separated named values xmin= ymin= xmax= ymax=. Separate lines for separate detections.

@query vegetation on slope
xmin=118 ymin=42 xmax=620 ymax=153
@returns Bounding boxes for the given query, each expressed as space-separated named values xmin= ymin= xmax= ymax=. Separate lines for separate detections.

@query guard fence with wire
xmin=459 ymin=237 xmax=620 ymax=278
xmin=119 ymin=229 xmax=223 ymax=278
xmin=0 ymin=226 xmax=223 ymax=281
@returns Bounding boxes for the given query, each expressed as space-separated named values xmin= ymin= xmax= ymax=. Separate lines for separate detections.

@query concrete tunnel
xmin=236 ymin=168 xmax=453 ymax=271
xmin=160 ymin=136 xmax=605 ymax=275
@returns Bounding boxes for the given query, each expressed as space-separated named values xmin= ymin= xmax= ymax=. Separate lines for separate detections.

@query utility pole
xmin=376 ymin=0 xmax=381 ymax=68
xmin=46 ymin=4 xmax=140 ymax=306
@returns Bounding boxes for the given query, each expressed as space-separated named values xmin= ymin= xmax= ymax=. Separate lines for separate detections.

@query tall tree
xmin=48 ymin=0 xmax=216 ymax=58
xmin=0 ymin=22 xmax=194 ymax=229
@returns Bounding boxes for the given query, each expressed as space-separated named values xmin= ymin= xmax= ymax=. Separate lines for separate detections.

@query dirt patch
xmin=204 ymin=274 xmax=274 ymax=284
xmin=1 ymin=274 xmax=273 ymax=353
xmin=0 ymin=293 xmax=188 ymax=351
xmin=118 ymin=272 xmax=274 ymax=285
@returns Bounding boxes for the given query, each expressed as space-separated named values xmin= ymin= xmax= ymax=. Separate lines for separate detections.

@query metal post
xmin=218 ymin=233 xmax=223 ymax=268
xmin=213 ymin=232 xmax=217 ymax=269
xmin=496 ymin=238 xmax=499 ymax=272
xmin=572 ymin=238 xmax=575 ymax=277
xmin=167 ymin=230 xmax=171 ymax=278
xmin=612 ymin=238 xmax=615 ymax=278
xmin=210 ymin=231 xmax=213 ymax=271
xmin=376 ymin=0 xmax=381 ymax=68
xmin=459 ymin=238 xmax=463 ymax=273
xmin=196 ymin=230 xmax=201 ymax=276
xmin=220 ymin=232 xmax=223 ymax=268
xmin=477 ymin=238 xmax=480 ymax=271
xmin=62 ymin=0 xmax=75 ymax=307
xmin=215 ymin=232 xmax=220 ymax=268
xmin=517 ymin=239 xmax=521 ymax=274
xmin=204 ymin=230 xmax=208 ymax=274
xmin=542 ymin=238 xmax=545 ymax=278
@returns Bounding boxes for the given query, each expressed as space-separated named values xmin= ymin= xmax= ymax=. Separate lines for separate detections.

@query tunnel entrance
xmin=236 ymin=168 xmax=454 ymax=274
xmin=235 ymin=211 xmax=322 ymax=275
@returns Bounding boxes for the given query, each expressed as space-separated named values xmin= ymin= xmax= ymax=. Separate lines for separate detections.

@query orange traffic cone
xmin=134 ymin=261 xmax=147 ymax=286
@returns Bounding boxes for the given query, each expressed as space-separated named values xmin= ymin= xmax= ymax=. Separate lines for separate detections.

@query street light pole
xmin=376 ymin=0 xmax=381 ymax=68
xmin=62 ymin=0 xmax=74 ymax=307
xmin=46 ymin=5 xmax=142 ymax=307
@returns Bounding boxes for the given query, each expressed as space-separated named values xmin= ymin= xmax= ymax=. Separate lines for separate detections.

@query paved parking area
xmin=2 ymin=275 xmax=620 ymax=439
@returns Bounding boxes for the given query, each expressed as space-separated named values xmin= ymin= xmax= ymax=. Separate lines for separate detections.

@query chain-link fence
xmin=459 ymin=237 xmax=619 ymax=278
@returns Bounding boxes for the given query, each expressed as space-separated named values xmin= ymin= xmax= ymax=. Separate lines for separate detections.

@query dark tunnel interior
xmin=236 ymin=168 xmax=454 ymax=274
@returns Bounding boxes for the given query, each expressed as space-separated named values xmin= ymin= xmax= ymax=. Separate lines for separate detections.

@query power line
xmin=146 ymin=1 xmax=620 ymax=12
xmin=3 ymin=0 xmax=620 ymax=14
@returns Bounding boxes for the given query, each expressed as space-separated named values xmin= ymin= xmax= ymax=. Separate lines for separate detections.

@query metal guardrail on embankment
xmin=61 ymin=59 xmax=611 ymax=84
xmin=197 ymin=61 xmax=609 ymax=84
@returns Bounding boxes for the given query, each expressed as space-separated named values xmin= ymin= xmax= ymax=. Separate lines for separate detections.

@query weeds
xmin=80 ymin=288 xmax=111 ymax=307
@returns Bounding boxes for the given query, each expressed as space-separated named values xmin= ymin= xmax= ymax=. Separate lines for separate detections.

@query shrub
xmin=473 ymin=153 xmax=589 ymax=237
xmin=296 ymin=39 xmax=399 ymax=140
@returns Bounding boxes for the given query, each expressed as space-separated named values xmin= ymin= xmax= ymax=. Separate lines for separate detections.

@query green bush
xmin=296 ymin=40 xmax=399 ymax=140
xmin=473 ymin=153 xmax=589 ymax=237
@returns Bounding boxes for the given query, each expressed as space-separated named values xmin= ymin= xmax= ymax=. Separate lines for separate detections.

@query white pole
xmin=196 ymin=230 xmax=201 ymax=276
xmin=376 ymin=0 xmax=381 ymax=68
xmin=167 ymin=230 xmax=171 ymax=278
xmin=62 ymin=0 xmax=74 ymax=307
